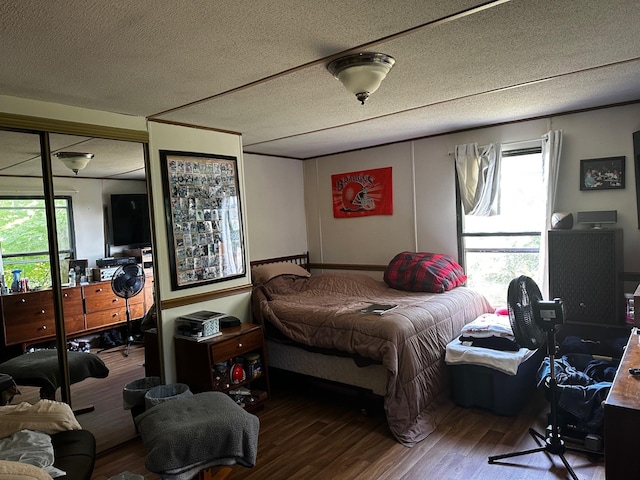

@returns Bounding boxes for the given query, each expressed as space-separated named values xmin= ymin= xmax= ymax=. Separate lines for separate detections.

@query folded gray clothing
xmin=135 ymin=391 xmax=259 ymax=479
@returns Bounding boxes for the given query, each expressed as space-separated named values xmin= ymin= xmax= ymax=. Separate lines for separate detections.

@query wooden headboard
xmin=249 ymin=252 xmax=310 ymax=272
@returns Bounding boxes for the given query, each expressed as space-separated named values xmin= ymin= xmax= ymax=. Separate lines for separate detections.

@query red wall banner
xmin=331 ymin=166 xmax=393 ymax=218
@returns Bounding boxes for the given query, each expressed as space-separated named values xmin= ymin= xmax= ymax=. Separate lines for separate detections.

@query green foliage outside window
xmin=460 ymin=150 xmax=544 ymax=307
xmin=0 ymin=197 xmax=73 ymax=290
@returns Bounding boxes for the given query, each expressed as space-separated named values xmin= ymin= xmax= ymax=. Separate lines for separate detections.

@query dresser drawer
xmin=65 ymin=314 xmax=86 ymax=335
xmin=2 ymin=290 xmax=54 ymax=320
xmin=84 ymin=283 xmax=123 ymax=313
xmin=4 ymin=311 xmax=56 ymax=345
xmin=86 ymin=306 xmax=127 ymax=329
xmin=212 ymin=328 xmax=263 ymax=363
xmin=62 ymin=286 xmax=84 ymax=316
xmin=128 ymin=302 xmax=145 ymax=320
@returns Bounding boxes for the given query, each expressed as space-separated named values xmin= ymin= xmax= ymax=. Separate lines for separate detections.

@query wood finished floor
xmin=93 ymin=370 xmax=607 ymax=480
xmin=15 ymin=344 xmax=147 ymax=454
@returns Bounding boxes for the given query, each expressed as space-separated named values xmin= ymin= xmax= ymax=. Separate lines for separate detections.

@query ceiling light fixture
xmin=327 ymin=52 xmax=396 ymax=105
xmin=55 ymin=152 xmax=94 ymax=175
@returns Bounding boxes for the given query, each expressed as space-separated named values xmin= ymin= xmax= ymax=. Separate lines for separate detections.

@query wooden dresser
xmin=1 ymin=276 xmax=152 ymax=349
xmin=1 ymin=286 xmax=84 ymax=345
xmin=604 ymin=328 xmax=640 ymax=479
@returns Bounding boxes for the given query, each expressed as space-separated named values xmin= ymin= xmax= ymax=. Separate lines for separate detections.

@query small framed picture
xmin=580 ymin=156 xmax=625 ymax=191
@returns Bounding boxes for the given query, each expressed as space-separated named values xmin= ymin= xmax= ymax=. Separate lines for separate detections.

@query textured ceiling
xmin=0 ymin=0 xmax=639 ymax=180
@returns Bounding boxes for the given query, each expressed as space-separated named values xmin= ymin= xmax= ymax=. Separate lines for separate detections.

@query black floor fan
xmin=487 ymin=275 xmax=595 ymax=480
xmin=111 ymin=262 xmax=145 ymax=357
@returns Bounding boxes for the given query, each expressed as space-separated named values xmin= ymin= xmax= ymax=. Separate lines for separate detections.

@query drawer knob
xmin=579 ymin=302 xmax=586 ymax=308
xmin=40 ymin=309 xmax=45 ymax=314
xmin=238 ymin=342 xmax=243 ymax=348
xmin=113 ymin=312 xmax=119 ymax=317
xmin=21 ymin=298 xmax=26 ymax=303
xmin=40 ymin=325 xmax=47 ymax=330
xmin=97 ymin=288 xmax=103 ymax=292
xmin=64 ymin=293 xmax=68 ymax=297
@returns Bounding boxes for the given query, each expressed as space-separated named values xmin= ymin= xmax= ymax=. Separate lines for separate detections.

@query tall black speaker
xmin=548 ymin=229 xmax=624 ymax=326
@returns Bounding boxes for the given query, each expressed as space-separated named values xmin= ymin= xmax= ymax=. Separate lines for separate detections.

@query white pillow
xmin=0 ymin=400 xmax=81 ymax=440
xmin=251 ymin=262 xmax=310 ymax=284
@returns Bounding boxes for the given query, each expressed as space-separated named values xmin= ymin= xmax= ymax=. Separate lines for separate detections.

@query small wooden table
xmin=604 ymin=328 xmax=640 ymax=479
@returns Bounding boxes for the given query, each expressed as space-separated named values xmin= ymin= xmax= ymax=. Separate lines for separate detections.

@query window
xmin=458 ymin=145 xmax=544 ymax=307
xmin=0 ymin=196 xmax=75 ymax=290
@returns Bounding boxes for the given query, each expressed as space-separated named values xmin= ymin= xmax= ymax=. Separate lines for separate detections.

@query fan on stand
xmin=111 ymin=263 xmax=145 ymax=357
xmin=488 ymin=275 xmax=597 ymax=480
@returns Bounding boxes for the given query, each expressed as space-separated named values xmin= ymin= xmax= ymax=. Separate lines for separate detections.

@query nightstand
xmin=174 ymin=323 xmax=269 ymax=412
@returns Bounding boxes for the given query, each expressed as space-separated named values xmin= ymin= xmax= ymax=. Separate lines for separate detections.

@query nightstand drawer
xmin=212 ymin=328 xmax=262 ymax=363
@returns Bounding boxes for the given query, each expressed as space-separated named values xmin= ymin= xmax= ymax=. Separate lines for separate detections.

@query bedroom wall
xmin=243 ymin=153 xmax=307 ymax=261
xmin=305 ymin=102 xmax=640 ymax=274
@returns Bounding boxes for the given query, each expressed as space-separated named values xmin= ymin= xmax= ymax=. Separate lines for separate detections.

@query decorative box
xmin=175 ymin=310 xmax=224 ymax=338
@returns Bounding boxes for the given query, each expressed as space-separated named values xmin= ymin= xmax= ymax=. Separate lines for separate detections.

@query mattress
xmin=252 ymin=271 xmax=494 ymax=446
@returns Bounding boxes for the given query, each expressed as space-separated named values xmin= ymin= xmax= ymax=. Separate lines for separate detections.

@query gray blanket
xmin=0 ymin=350 xmax=109 ymax=397
xmin=135 ymin=391 xmax=259 ymax=480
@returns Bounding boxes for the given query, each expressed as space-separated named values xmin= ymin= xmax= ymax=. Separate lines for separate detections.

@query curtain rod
xmin=448 ymin=138 xmax=542 ymax=156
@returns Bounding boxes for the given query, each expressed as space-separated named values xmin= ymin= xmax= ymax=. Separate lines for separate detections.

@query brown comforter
xmin=252 ymin=272 xmax=494 ymax=447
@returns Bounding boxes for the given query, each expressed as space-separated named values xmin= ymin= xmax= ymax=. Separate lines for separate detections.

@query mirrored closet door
xmin=0 ymin=127 xmax=155 ymax=453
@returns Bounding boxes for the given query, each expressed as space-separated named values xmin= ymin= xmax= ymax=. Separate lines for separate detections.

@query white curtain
xmin=219 ymin=195 xmax=242 ymax=275
xmin=538 ymin=130 xmax=563 ymax=298
xmin=454 ymin=142 xmax=502 ymax=216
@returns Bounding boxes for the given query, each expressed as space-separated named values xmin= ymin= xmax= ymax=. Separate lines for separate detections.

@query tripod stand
xmin=488 ymin=324 xmax=594 ymax=480
xmin=110 ymin=263 xmax=145 ymax=357
xmin=122 ymin=295 xmax=138 ymax=357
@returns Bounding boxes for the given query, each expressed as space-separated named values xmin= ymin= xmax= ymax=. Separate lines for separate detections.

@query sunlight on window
xmin=0 ymin=197 xmax=73 ymax=289
xmin=461 ymin=151 xmax=544 ymax=307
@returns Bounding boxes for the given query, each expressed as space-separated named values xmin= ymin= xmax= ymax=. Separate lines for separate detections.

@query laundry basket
xmin=144 ymin=383 xmax=192 ymax=410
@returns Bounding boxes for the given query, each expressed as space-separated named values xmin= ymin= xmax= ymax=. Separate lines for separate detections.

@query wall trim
xmin=309 ymin=262 xmax=386 ymax=272
xmin=148 ymin=118 xmax=241 ymax=137
xmin=160 ymin=283 xmax=252 ymax=310
xmin=0 ymin=112 xmax=148 ymax=142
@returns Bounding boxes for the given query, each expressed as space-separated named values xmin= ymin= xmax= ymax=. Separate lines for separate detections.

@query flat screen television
xmin=110 ymin=193 xmax=151 ymax=247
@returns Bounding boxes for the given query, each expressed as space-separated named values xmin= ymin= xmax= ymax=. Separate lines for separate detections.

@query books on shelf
xmin=360 ymin=303 xmax=398 ymax=315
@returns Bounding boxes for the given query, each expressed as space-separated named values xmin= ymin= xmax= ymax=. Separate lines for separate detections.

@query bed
xmin=250 ymin=252 xmax=494 ymax=447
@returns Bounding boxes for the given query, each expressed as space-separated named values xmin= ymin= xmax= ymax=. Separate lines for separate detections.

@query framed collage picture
xmin=159 ymin=150 xmax=245 ymax=290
